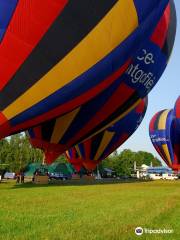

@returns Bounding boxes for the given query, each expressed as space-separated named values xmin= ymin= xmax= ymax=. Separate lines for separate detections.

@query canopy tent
xmin=24 ymin=162 xmax=74 ymax=176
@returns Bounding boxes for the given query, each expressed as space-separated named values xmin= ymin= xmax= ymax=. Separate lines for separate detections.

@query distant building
xmin=147 ymin=166 xmax=172 ymax=174
xmin=135 ymin=164 xmax=149 ymax=178
xmin=146 ymin=166 xmax=178 ymax=180
xmin=135 ymin=164 xmax=178 ymax=180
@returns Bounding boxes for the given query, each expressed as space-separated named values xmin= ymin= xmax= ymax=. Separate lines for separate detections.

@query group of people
xmin=16 ymin=172 xmax=25 ymax=184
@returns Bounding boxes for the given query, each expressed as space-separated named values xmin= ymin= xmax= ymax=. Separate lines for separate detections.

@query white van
xmin=162 ymin=173 xmax=178 ymax=180
xmin=4 ymin=172 xmax=16 ymax=179
xmin=149 ymin=173 xmax=163 ymax=180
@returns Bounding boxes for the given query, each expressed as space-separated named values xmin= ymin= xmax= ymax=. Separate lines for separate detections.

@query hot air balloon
xmin=27 ymin=96 xmax=147 ymax=164
xmin=26 ymin=1 xmax=176 ymax=161
xmin=149 ymin=106 xmax=180 ymax=171
xmin=172 ymin=96 xmax=180 ymax=169
xmin=66 ymin=97 xmax=148 ymax=171
xmin=0 ymin=0 xmax=176 ymax=141
xmin=174 ymin=96 xmax=180 ymax=131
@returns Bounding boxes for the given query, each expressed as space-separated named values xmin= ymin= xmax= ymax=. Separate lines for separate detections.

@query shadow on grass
xmin=11 ymin=178 xmax=152 ymax=189
xmin=0 ymin=180 xmax=10 ymax=184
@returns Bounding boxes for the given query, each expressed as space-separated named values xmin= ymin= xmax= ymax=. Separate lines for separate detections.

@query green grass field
xmin=0 ymin=180 xmax=180 ymax=240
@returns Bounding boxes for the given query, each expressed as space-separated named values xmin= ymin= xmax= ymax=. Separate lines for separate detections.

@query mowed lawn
xmin=0 ymin=180 xmax=180 ymax=240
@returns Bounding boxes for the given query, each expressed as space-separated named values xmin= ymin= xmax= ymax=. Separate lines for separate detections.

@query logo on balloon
xmin=150 ymin=134 xmax=169 ymax=143
xmin=126 ymin=48 xmax=156 ymax=92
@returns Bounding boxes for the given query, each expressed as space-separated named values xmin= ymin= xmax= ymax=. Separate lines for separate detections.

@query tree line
xmin=99 ymin=149 xmax=162 ymax=176
xmin=0 ymin=134 xmax=162 ymax=175
xmin=0 ymin=133 xmax=43 ymax=172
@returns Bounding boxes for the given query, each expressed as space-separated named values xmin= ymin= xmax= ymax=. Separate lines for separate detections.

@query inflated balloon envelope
xmin=174 ymin=96 xmax=180 ymax=132
xmin=0 ymin=0 xmax=176 ymax=140
xmin=27 ymin=1 xmax=176 ymax=161
xmin=28 ymin=97 xmax=147 ymax=166
xmin=66 ymin=97 xmax=148 ymax=171
xmin=172 ymin=97 xmax=180 ymax=170
xmin=149 ymin=103 xmax=180 ymax=171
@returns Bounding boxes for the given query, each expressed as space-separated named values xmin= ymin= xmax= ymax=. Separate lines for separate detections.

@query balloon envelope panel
xmin=0 ymin=0 xmax=18 ymax=40
xmin=0 ymin=0 xmax=176 ymax=140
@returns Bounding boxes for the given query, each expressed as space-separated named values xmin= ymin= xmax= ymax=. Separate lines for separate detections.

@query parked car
xmin=4 ymin=172 xmax=16 ymax=179
xmin=162 ymin=173 xmax=178 ymax=180
xmin=100 ymin=168 xmax=117 ymax=178
xmin=149 ymin=172 xmax=178 ymax=180
xmin=148 ymin=173 xmax=163 ymax=180
xmin=49 ymin=172 xmax=71 ymax=180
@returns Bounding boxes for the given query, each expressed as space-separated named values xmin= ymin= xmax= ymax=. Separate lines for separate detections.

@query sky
xmin=118 ymin=0 xmax=180 ymax=161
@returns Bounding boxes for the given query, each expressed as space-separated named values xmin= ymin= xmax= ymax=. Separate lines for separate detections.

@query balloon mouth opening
xmin=83 ymin=161 xmax=98 ymax=171
xmin=171 ymin=165 xmax=180 ymax=171
xmin=44 ymin=150 xmax=61 ymax=165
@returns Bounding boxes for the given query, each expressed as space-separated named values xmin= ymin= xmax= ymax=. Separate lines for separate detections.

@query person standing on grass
xmin=16 ymin=172 xmax=20 ymax=184
xmin=21 ymin=171 xmax=25 ymax=183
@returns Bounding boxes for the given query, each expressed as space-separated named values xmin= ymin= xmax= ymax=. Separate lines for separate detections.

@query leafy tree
xmin=100 ymin=149 xmax=161 ymax=176
xmin=56 ymin=154 xmax=67 ymax=163
xmin=0 ymin=133 xmax=43 ymax=172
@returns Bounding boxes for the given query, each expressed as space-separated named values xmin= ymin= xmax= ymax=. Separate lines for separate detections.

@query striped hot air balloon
xmin=0 ymin=0 xmax=176 ymax=141
xmin=26 ymin=1 xmax=176 ymax=160
xmin=27 ymin=97 xmax=147 ymax=165
xmin=66 ymin=97 xmax=147 ymax=171
xmin=174 ymin=96 xmax=180 ymax=131
xmin=149 ymin=104 xmax=180 ymax=170
xmin=174 ymin=96 xmax=180 ymax=169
